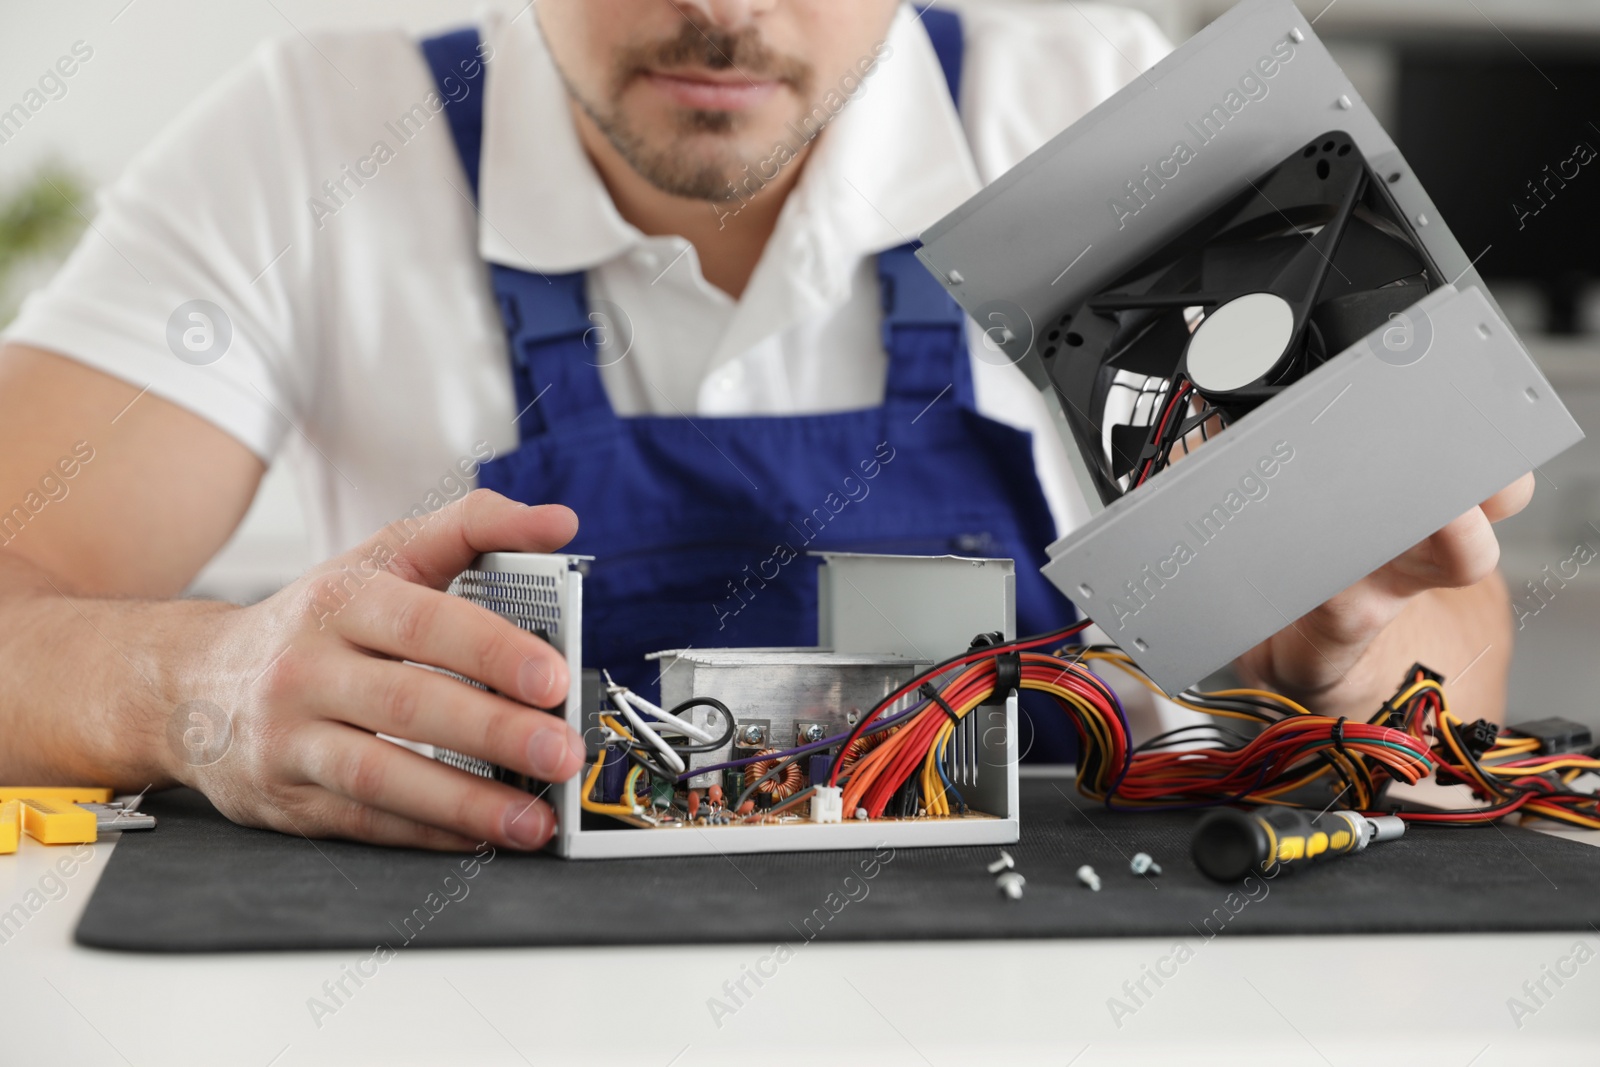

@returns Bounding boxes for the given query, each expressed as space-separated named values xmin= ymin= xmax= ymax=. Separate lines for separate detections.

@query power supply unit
xmin=432 ymin=552 xmax=1023 ymax=859
xmin=915 ymin=0 xmax=1583 ymax=693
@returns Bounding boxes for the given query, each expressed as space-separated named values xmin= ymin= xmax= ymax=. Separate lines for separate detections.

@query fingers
xmin=297 ymin=724 xmax=560 ymax=850
xmin=361 ymin=489 xmax=579 ymax=590
xmin=336 ymin=572 xmax=570 ymax=708
xmin=260 ymin=788 xmax=484 ymax=851
xmin=319 ymin=656 xmax=585 ymax=783
xmin=1369 ymin=506 xmax=1500 ymax=599
xmin=1481 ymin=472 xmax=1536 ymax=524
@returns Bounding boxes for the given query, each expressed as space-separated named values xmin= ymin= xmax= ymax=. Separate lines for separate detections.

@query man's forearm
xmin=0 ymin=552 xmax=226 ymax=789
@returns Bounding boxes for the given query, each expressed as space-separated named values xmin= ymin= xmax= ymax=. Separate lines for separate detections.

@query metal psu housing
xmin=434 ymin=552 xmax=1022 ymax=859
xmin=914 ymin=0 xmax=1584 ymax=694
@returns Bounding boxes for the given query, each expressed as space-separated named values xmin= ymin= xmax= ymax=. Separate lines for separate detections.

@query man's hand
xmin=175 ymin=490 xmax=587 ymax=851
xmin=1235 ymin=473 xmax=1536 ymax=721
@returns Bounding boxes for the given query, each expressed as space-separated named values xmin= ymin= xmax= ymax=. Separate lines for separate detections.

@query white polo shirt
xmin=5 ymin=2 xmax=1171 ymax=562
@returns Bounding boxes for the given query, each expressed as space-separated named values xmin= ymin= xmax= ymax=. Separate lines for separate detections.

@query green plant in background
xmin=0 ymin=164 xmax=87 ymax=327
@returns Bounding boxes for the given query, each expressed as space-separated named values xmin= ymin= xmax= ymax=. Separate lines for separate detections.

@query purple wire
xmin=676 ymin=700 xmax=928 ymax=783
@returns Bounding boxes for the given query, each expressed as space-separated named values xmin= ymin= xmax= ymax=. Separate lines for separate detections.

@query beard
xmin=557 ymin=20 xmax=814 ymax=202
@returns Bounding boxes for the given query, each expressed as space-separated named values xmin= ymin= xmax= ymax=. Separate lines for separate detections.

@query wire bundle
xmin=1381 ymin=666 xmax=1600 ymax=828
xmin=582 ymin=621 xmax=1600 ymax=832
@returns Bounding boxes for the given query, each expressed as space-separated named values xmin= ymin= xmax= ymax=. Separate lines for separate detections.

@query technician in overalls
xmin=0 ymin=0 xmax=1529 ymax=850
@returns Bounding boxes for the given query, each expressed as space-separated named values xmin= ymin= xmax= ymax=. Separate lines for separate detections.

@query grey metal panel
xmin=440 ymin=552 xmax=587 ymax=857
xmin=1042 ymin=285 xmax=1585 ymax=693
xmin=915 ymin=0 xmax=1483 ymax=386
xmin=816 ymin=552 xmax=1017 ymax=656
xmin=564 ymin=810 xmax=1019 ymax=860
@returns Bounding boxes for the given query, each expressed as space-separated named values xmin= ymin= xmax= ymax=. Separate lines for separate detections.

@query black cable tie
xmin=919 ymin=682 xmax=960 ymax=725
xmin=993 ymin=650 xmax=1022 ymax=696
xmin=1331 ymin=716 xmax=1348 ymax=756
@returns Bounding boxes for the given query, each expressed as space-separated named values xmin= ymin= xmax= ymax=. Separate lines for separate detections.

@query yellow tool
xmin=0 ymin=801 xmax=19 ymax=855
xmin=0 ymin=786 xmax=112 ymax=804
xmin=20 ymin=798 xmax=98 ymax=845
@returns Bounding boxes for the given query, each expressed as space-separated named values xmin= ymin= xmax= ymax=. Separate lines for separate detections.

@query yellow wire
xmin=579 ymin=719 xmax=641 ymax=818
xmin=1077 ymin=651 xmax=1296 ymax=722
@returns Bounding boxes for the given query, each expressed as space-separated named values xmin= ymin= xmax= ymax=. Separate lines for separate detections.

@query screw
xmin=1076 ymin=864 xmax=1101 ymax=892
xmin=995 ymin=871 xmax=1026 ymax=900
xmin=1130 ymin=852 xmax=1163 ymax=877
xmin=986 ymin=850 xmax=1015 ymax=874
xmin=798 ymin=724 xmax=825 ymax=744
xmin=739 ymin=724 xmax=765 ymax=746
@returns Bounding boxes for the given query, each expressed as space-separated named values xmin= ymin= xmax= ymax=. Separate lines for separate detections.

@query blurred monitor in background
xmin=1397 ymin=43 xmax=1600 ymax=336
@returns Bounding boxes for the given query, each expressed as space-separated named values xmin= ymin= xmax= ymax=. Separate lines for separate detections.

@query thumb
xmin=356 ymin=490 xmax=579 ymax=589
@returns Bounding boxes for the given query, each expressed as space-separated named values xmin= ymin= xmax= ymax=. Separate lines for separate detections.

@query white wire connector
xmin=986 ymin=850 xmax=1015 ymax=874
xmin=1076 ymin=865 xmax=1102 ymax=892
xmin=996 ymin=871 xmax=1026 ymax=900
xmin=811 ymin=786 xmax=844 ymax=824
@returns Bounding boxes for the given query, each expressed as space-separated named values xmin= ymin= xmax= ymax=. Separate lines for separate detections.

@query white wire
xmin=618 ymin=689 xmax=719 ymax=744
xmin=610 ymin=693 xmax=686 ymax=775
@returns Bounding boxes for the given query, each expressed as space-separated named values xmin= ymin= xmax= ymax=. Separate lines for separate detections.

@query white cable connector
xmin=811 ymin=786 xmax=844 ymax=823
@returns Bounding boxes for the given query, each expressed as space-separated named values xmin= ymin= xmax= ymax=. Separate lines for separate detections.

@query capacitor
xmin=598 ymin=745 xmax=627 ymax=804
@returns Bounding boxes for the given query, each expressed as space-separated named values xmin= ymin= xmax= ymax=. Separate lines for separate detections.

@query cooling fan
xmin=1054 ymin=131 xmax=1435 ymax=505
xmin=915 ymin=0 xmax=1583 ymax=694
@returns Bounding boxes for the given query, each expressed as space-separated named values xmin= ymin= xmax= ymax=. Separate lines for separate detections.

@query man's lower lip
xmin=643 ymin=72 xmax=779 ymax=111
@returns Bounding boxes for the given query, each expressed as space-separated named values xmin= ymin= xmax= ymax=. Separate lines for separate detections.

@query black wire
xmin=655 ymin=697 xmax=736 ymax=754
xmin=609 ymin=696 xmax=737 ymax=782
xmin=1133 ymin=722 xmax=1258 ymax=753
xmin=833 ymin=620 xmax=1091 ymax=765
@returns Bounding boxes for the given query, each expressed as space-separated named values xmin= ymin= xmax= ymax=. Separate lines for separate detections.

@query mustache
xmin=615 ymin=20 xmax=813 ymax=95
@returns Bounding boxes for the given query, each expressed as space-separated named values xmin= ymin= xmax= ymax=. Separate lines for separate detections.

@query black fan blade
xmin=1109 ymin=423 xmax=1153 ymax=480
xmin=1200 ymin=236 xmax=1303 ymax=295
xmin=1319 ymin=214 xmax=1429 ymax=300
xmin=1109 ymin=310 xmax=1191 ymax=379
xmin=1310 ymin=286 xmax=1428 ymax=355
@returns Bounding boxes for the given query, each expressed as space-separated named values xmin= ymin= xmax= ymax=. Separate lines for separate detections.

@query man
xmin=0 ymin=0 xmax=1528 ymax=852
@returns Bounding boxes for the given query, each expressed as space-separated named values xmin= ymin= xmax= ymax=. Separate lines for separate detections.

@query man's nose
xmin=673 ymin=0 xmax=779 ymax=31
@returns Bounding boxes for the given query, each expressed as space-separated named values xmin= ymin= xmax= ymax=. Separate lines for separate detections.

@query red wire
xmin=828 ymin=622 xmax=1090 ymax=788
xmin=1134 ymin=382 xmax=1192 ymax=487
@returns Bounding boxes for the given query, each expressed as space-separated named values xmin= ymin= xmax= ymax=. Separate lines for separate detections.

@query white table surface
xmin=6 ymin=789 xmax=1600 ymax=1067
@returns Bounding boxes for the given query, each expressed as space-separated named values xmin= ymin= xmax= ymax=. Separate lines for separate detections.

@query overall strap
xmin=880 ymin=6 xmax=973 ymax=410
xmin=421 ymin=28 xmax=609 ymax=435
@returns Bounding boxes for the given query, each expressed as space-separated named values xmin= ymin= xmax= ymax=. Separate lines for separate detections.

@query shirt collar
xmin=475 ymin=4 xmax=983 ymax=281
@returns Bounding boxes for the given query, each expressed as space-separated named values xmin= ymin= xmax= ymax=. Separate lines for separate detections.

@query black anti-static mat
xmin=77 ymin=781 xmax=1600 ymax=953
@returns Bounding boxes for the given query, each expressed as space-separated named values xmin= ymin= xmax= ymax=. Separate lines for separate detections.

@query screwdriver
xmin=1191 ymin=806 xmax=1406 ymax=882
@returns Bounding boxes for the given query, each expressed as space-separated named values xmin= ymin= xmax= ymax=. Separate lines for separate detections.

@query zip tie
xmin=919 ymin=682 xmax=960 ymax=724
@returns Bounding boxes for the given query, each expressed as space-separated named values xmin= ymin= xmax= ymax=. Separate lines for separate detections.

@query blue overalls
xmin=421 ymin=11 xmax=1081 ymax=761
